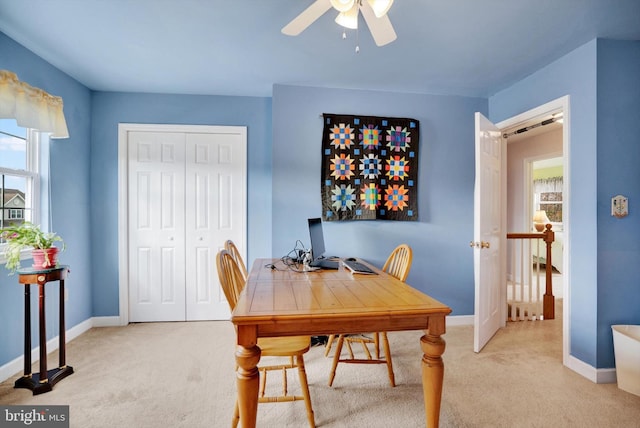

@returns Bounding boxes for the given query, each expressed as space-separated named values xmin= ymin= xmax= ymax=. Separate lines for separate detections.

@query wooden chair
xmin=224 ymin=239 xmax=248 ymax=281
xmin=326 ymin=244 xmax=413 ymax=388
xmin=216 ymin=250 xmax=315 ymax=428
xmin=382 ymin=244 xmax=413 ymax=282
xmin=217 ymin=249 xmax=245 ymax=308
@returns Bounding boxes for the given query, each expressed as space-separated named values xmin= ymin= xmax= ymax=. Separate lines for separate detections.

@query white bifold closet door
xmin=127 ymin=126 xmax=246 ymax=322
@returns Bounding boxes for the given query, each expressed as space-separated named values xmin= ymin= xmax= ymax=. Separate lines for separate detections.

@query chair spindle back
xmin=224 ymin=240 xmax=248 ymax=281
xmin=216 ymin=249 xmax=246 ymax=311
xmin=382 ymin=244 xmax=413 ymax=282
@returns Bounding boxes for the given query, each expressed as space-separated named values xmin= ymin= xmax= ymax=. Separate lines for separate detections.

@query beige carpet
xmin=1 ymin=302 xmax=639 ymax=427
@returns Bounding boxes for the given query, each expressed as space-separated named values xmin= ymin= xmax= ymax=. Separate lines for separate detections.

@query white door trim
xmin=496 ymin=95 xmax=571 ymax=367
xmin=117 ymin=123 xmax=247 ymax=326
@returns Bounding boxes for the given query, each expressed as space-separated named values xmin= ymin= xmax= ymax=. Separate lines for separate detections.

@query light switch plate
xmin=612 ymin=195 xmax=628 ymax=218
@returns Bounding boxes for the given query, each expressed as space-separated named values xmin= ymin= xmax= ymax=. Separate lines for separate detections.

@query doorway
xmin=117 ymin=123 xmax=247 ymax=324
xmin=530 ymin=157 xmax=563 ymax=298
xmin=497 ymin=95 xmax=570 ymax=366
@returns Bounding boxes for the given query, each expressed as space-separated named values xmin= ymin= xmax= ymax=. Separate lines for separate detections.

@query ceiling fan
xmin=282 ymin=0 xmax=397 ymax=47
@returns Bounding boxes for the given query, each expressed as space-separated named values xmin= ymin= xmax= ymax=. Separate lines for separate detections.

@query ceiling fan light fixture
xmin=367 ymin=0 xmax=394 ymax=18
xmin=335 ymin=5 xmax=359 ymax=29
xmin=330 ymin=0 xmax=355 ymax=12
xmin=282 ymin=0 xmax=397 ymax=48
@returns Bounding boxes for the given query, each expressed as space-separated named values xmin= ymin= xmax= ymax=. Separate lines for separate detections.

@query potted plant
xmin=0 ymin=222 xmax=65 ymax=274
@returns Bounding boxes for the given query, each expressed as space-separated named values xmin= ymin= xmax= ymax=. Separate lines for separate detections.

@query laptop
xmin=307 ymin=218 xmax=339 ymax=269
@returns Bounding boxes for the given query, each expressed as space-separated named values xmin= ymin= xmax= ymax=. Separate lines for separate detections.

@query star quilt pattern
xmin=321 ymin=113 xmax=419 ymax=221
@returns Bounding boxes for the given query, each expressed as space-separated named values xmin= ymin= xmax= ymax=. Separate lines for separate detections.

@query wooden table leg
xmin=38 ymin=283 xmax=47 ymax=384
xmin=421 ymin=317 xmax=447 ymax=428
xmin=235 ymin=326 xmax=261 ymax=428
xmin=59 ymin=278 xmax=66 ymax=368
xmin=23 ymin=284 xmax=31 ymax=378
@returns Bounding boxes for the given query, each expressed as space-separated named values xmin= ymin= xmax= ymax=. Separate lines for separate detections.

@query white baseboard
xmin=91 ymin=316 xmax=123 ymax=327
xmin=596 ymin=368 xmax=617 ymax=384
xmin=446 ymin=315 xmax=474 ymax=326
xmin=566 ymin=354 xmax=616 ymax=384
xmin=0 ymin=316 xmax=120 ymax=383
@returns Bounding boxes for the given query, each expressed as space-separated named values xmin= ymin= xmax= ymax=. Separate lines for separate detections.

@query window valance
xmin=0 ymin=70 xmax=69 ymax=138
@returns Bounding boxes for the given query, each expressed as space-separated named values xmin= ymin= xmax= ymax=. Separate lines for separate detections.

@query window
xmin=539 ymin=191 xmax=562 ymax=223
xmin=9 ymin=209 xmax=24 ymax=219
xmin=532 ymin=156 xmax=563 ymax=229
xmin=0 ymin=119 xmax=40 ymax=248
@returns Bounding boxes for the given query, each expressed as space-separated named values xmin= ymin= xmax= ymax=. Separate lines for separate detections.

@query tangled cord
xmin=269 ymin=240 xmax=321 ymax=273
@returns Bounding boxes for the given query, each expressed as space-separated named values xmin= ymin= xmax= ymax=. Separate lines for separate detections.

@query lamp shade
xmin=335 ymin=5 xmax=359 ymax=29
xmin=533 ymin=210 xmax=550 ymax=231
xmin=367 ymin=0 xmax=394 ymax=17
xmin=330 ymin=0 xmax=355 ymax=12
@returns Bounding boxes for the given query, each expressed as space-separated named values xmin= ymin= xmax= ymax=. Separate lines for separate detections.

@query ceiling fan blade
xmin=360 ymin=0 xmax=397 ymax=46
xmin=282 ymin=0 xmax=333 ymax=36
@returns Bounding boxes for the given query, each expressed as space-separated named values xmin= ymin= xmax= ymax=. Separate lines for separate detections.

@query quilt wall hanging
xmin=321 ymin=113 xmax=420 ymax=221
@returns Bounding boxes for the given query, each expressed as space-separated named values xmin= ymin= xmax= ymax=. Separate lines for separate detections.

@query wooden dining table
xmin=231 ymin=258 xmax=452 ymax=427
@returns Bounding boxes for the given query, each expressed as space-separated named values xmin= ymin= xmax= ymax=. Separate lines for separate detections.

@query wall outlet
xmin=64 ymin=287 xmax=69 ymax=302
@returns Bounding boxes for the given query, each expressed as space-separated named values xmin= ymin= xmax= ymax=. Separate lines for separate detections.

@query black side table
xmin=14 ymin=265 xmax=74 ymax=395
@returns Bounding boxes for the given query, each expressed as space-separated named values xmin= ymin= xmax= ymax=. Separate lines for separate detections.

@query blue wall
xmin=2 ymin=29 xmax=637 ymax=373
xmin=89 ymin=92 xmax=272 ymax=316
xmin=596 ymin=40 xmax=640 ymax=367
xmin=490 ymin=39 xmax=599 ymax=365
xmin=0 ymin=32 xmax=93 ymax=365
xmin=272 ymin=84 xmax=487 ymax=314
xmin=490 ymin=39 xmax=640 ymax=368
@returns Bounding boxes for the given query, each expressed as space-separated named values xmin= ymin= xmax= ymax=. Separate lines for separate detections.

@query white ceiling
xmin=0 ymin=0 xmax=639 ymax=98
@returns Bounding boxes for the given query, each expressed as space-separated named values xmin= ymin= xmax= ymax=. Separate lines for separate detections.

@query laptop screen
xmin=307 ymin=218 xmax=326 ymax=261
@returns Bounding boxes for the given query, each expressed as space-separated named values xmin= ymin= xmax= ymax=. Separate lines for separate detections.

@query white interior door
xmin=473 ymin=112 xmax=507 ymax=352
xmin=185 ymin=132 xmax=246 ymax=321
xmin=125 ymin=125 xmax=246 ymax=323
xmin=128 ymin=131 xmax=187 ymax=322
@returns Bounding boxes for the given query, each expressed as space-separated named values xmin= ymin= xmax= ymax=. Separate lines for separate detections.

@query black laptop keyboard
xmin=342 ymin=259 xmax=375 ymax=274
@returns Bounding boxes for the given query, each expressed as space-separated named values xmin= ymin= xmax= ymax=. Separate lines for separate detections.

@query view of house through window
xmin=532 ymin=157 xmax=563 ymax=227
xmin=539 ymin=190 xmax=562 ymax=222
xmin=0 ymin=119 xmax=39 ymax=245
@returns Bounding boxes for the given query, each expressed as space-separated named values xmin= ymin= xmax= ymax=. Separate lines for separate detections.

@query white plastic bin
xmin=612 ymin=325 xmax=640 ymax=397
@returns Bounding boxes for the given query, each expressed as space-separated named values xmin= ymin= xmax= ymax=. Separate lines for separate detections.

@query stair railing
xmin=506 ymin=224 xmax=555 ymax=320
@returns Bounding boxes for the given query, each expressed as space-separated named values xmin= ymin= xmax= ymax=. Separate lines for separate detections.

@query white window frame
xmin=0 ymin=128 xmax=41 ymax=265
xmin=9 ymin=208 xmax=24 ymax=219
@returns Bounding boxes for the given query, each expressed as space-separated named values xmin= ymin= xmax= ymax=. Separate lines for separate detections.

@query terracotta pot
xmin=32 ymin=247 xmax=59 ymax=269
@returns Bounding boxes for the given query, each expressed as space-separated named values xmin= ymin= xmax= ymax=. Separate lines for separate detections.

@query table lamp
xmin=533 ymin=210 xmax=550 ymax=232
